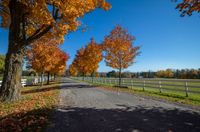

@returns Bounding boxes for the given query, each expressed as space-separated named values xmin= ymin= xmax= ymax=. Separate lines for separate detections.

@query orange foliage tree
xmin=176 ymin=0 xmax=200 ymax=16
xmin=69 ymin=63 xmax=78 ymax=77
xmin=0 ymin=0 xmax=111 ymax=101
xmin=102 ymin=25 xmax=140 ymax=86
xmin=72 ymin=38 xmax=102 ymax=80
xmin=27 ymin=39 xmax=69 ymax=85
xmin=84 ymin=38 xmax=103 ymax=79
xmin=73 ymin=48 xmax=87 ymax=78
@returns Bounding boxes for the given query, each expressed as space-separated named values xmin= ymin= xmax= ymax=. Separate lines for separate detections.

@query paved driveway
xmin=47 ymin=79 xmax=200 ymax=132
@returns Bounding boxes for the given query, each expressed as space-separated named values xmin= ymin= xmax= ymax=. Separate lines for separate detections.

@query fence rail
xmin=0 ymin=76 xmax=55 ymax=87
xmin=72 ymin=77 xmax=200 ymax=97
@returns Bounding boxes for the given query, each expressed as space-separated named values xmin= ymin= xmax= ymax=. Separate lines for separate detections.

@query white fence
xmin=0 ymin=76 xmax=54 ymax=87
xmin=0 ymin=79 xmax=27 ymax=87
xmin=72 ymin=77 xmax=200 ymax=97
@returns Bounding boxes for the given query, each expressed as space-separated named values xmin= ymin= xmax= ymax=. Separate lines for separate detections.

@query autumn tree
xmin=27 ymin=38 xmax=69 ymax=85
xmin=72 ymin=38 xmax=102 ymax=80
xmin=84 ymin=38 xmax=103 ymax=82
xmin=49 ymin=50 xmax=69 ymax=83
xmin=73 ymin=48 xmax=87 ymax=79
xmin=69 ymin=64 xmax=78 ymax=77
xmin=102 ymin=25 xmax=140 ymax=86
xmin=0 ymin=0 xmax=111 ymax=101
xmin=175 ymin=0 xmax=200 ymax=16
xmin=156 ymin=69 xmax=174 ymax=78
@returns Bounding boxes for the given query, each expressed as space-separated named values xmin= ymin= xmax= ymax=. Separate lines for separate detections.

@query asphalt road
xmin=47 ymin=79 xmax=200 ymax=132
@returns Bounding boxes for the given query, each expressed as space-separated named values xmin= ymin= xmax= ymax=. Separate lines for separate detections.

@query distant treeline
xmin=97 ymin=69 xmax=200 ymax=79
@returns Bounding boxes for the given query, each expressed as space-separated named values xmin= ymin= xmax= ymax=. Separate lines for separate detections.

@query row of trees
xmin=156 ymin=69 xmax=200 ymax=79
xmin=69 ymin=26 xmax=141 ymax=86
xmin=0 ymin=0 xmax=111 ymax=102
xmin=0 ymin=0 xmax=198 ymax=102
xmin=97 ymin=68 xmax=200 ymax=79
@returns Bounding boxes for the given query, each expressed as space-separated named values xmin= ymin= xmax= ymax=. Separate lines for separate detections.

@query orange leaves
xmin=176 ymin=0 xmax=200 ymax=16
xmin=0 ymin=86 xmax=59 ymax=131
xmin=102 ymin=25 xmax=140 ymax=70
xmin=69 ymin=64 xmax=78 ymax=77
xmin=0 ymin=0 xmax=111 ymax=44
xmin=71 ymin=38 xmax=102 ymax=76
xmin=27 ymin=38 xmax=69 ymax=75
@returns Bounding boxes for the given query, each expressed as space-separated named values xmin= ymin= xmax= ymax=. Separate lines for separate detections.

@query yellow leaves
xmin=71 ymin=38 xmax=102 ymax=75
xmin=102 ymin=25 xmax=140 ymax=70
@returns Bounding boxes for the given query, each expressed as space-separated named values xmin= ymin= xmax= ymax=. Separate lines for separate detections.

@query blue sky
xmin=0 ymin=0 xmax=200 ymax=72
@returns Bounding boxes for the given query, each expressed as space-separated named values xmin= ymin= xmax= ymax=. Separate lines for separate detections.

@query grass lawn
xmin=0 ymin=83 xmax=60 ymax=131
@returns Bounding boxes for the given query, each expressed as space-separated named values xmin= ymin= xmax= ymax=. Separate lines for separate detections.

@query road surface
xmin=47 ymin=79 xmax=200 ymax=132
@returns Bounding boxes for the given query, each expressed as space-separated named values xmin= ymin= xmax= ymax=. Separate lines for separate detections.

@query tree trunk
xmin=0 ymin=1 xmax=25 ymax=102
xmin=54 ymin=74 xmax=56 ymax=81
xmin=47 ymin=72 xmax=50 ymax=85
xmin=119 ymin=67 xmax=122 ymax=86
xmin=82 ymin=73 xmax=85 ymax=81
xmin=92 ymin=72 xmax=94 ymax=83
xmin=0 ymin=50 xmax=23 ymax=102
xmin=40 ymin=72 xmax=44 ymax=87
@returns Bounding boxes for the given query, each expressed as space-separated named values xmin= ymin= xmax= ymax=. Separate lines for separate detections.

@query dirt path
xmin=47 ymin=79 xmax=200 ymax=132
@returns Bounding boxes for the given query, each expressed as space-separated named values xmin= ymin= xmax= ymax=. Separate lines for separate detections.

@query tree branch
xmin=25 ymin=25 xmax=52 ymax=45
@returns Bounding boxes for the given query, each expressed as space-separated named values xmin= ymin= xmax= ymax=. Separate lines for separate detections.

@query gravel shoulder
xmin=47 ymin=79 xmax=200 ymax=132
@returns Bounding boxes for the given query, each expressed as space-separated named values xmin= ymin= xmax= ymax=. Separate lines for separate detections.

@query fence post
xmin=185 ymin=81 xmax=189 ymax=97
xmin=131 ymin=80 xmax=133 ymax=89
xmin=159 ymin=81 xmax=162 ymax=93
xmin=143 ymin=80 xmax=145 ymax=91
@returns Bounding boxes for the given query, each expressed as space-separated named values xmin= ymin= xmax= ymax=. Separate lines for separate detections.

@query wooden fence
xmin=72 ymin=77 xmax=200 ymax=97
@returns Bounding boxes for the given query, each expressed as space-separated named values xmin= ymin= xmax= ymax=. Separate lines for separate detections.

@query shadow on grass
xmin=21 ymin=86 xmax=60 ymax=95
xmin=48 ymin=105 xmax=200 ymax=132
xmin=0 ymin=107 xmax=55 ymax=131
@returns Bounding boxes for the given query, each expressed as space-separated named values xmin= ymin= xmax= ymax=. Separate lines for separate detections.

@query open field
xmin=0 ymin=83 xmax=59 ymax=131
xmin=72 ymin=77 xmax=200 ymax=106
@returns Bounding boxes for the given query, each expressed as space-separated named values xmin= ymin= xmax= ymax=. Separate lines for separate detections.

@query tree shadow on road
xmin=60 ymin=84 xmax=94 ymax=89
xmin=1 ymin=105 xmax=200 ymax=132
xmin=48 ymin=105 xmax=200 ymax=132
xmin=21 ymin=81 xmax=93 ymax=95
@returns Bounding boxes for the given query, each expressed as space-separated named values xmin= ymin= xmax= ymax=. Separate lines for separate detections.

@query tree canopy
xmin=70 ymin=38 xmax=102 ymax=76
xmin=102 ymin=25 xmax=140 ymax=86
xmin=0 ymin=0 xmax=111 ymax=44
